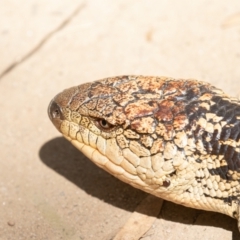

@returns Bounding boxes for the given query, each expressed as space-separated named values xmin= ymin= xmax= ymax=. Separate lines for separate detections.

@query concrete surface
xmin=1 ymin=0 xmax=240 ymax=239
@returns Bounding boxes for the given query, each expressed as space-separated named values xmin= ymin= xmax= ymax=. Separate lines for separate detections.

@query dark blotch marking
xmin=194 ymin=125 xmax=204 ymax=138
xmin=230 ymin=124 xmax=240 ymax=140
xmin=233 ymin=211 xmax=238 ymax=219
xmin=186 ymin=88 xmax=199 ymax=101
xmin=162 ymin=180 xmax=171 ymax=187
xmin=195 ymin=158 xmax=202 ymax=163
xmin=203 ymin=97 xmax=240 ymax=173
xmin=169 ymin=171 xmax=176 ymax=177
xmin=225 ymin=146 xmax=236 ymax=168
xmin=148 ymin=101 xmax=155 ymax=107
xmin=207 ymin=166 xmax=229 ymax=180
xmin=204 ymin=193 xmax=238 ymax=206
xmin=220 ymin=127 xmax=231 ymax=141
xmin=212 ymin=129 xmax=220 ymax=142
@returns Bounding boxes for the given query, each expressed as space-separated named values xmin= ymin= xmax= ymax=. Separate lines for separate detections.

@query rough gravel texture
xmin=1 ymin=1 xmax=240 ymax=240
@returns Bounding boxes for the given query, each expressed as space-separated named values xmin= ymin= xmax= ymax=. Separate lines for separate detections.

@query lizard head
xmin=48 ymin=75 xmax=212 ymax=196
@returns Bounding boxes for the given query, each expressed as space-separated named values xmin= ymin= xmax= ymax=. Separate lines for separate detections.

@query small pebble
xmin=7 ymin=221 xmax=15 ymax=227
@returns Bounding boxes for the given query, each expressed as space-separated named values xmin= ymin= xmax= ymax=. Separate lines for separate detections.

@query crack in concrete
xmin=0 ymin=3 xmax=86 ymax=80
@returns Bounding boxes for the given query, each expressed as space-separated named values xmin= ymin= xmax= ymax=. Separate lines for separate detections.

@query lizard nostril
xmin=53 ymin=109 xmax=60 ymax=118
xmin=48 ymin=100 xmax=64 ymax=121
xmin=48 ymin=100 xmax=65 ymax=132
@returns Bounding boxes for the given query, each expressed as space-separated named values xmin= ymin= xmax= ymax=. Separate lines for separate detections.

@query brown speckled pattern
xmin=48 ymin=76 xmax=240 ymax=230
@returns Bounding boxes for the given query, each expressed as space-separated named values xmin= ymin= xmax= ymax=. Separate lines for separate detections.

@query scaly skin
xmin=48 ymin=76 xmax=240 ymax=230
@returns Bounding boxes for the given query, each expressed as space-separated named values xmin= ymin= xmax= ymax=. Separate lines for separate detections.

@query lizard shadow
xmin=39 ymin=137 xmax=240 ymax=240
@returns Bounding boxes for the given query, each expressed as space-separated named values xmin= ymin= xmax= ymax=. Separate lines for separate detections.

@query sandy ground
xmin=1 ymin=1 xmax=240 ymax=239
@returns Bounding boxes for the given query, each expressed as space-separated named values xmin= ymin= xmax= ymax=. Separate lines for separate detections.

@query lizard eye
xmin=96 ymin=119 xmax=114 ymax=131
